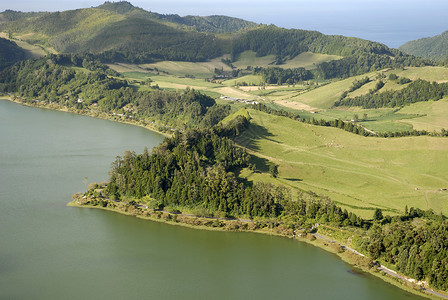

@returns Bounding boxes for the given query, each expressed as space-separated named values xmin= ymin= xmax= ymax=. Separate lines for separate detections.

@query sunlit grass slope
xmin=236 ymin=109 xmax=448 ymax=218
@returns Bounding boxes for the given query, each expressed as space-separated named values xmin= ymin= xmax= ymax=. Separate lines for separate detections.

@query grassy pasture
xmin=235 ymin=109 xmax=448 ymax=218
xmin=141 ymin=58 xmax=232 ymax=78
xmin=286 ymin=52 xmax=343 ymax=69
xmin=121 ymin=72 xmax=152 ymax=80
xmin=232 ymin=51 xmax=342 ymax=69
xmin=232 ymin=51 xmax=277 ymax=69
xmin=112 ymin=51 xmax=341 ymax=80
xmin=289 ymin=73 xmax=378 ymax=109
xmin=398 ymin=99 xmax=448 ymax=131
xmin=222 ymin=74 xmax=263 ymax=86
xmin=270 ymin=66 xmax=448 ymax=132
xmin=385 ymin=66 xmax=448 ymax=83
xmin=0 ymin=32 xmax=48 ymax=58
xmin=112 ymin=61 xmax=448 ymax=134
xmin=287 ymin=66 xmax=448 ymax=111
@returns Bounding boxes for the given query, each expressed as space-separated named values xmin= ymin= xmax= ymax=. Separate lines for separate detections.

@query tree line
xmin=104 ymin=125 xmax=366 ymax=227
xmin=335 ymin=79 xmax=448 ymax=108
xmin=250 ymin=103 xmax=448 ymax=138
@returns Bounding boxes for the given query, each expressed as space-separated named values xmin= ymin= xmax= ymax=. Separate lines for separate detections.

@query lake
xmin=0 ymin=100 xmax=424 ymax=299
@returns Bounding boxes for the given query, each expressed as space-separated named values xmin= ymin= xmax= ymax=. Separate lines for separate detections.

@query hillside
xmin=400 ymin=31 xmax=448 ymax=61
xmin=235 ymin=109 xmax=448 ymax=218
xmin=97 ymin=1 xmax=258 ymax=33
xmin=0 ymin=1 xmax=427 ymax=75
xmin=0 ymin=37 xmax=26 ymax=69
xmin=0 ymin=6 xmax=223 ymax=62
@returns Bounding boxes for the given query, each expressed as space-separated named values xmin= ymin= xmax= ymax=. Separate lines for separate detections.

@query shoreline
xmin=69 ymin=196 xmax=446 ymax=300
xmin=0 ymin=96 xmax=171 ymax=137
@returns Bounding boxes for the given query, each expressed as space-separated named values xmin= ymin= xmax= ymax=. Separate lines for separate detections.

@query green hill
xmin=0 ymin=10 xmax=49 ymax=23
xmin=400 ymin=31 xmax=448 ymax=61
xmin=235 ymin=109 xmax=448 ymax=218
xmin=0 ymin=6 xmax=224 ymax=62
xmin=97 ymin=1 xmax=258 ymax=33
xmin=0 ymin=1 xmax=429 ymax=75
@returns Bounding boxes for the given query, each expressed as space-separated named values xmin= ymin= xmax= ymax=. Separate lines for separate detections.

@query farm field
xmin=279 ymin=66 xmax=448 ymax=110
xmin=232 ymin=51 xmax=342 ymax=69
xmin=235 ymin=109 xmax=448 ymax=218
xmin=109 ymin=59 xmax=448 ymax=134
xmin=398 ymin=99 xmax=448 ymax=131
xmin=108 ymin=50 xmax=342 ymax=80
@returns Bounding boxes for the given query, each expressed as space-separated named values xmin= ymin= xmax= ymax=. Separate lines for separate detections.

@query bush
xmin=388 ymin=73 xmax=398 ymax=80
xmin=398 ymin=77 xmax=411 ymax=84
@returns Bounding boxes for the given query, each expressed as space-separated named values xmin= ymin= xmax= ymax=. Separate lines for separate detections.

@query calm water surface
xmin=0 ymin=100 xmax=423 ymax=299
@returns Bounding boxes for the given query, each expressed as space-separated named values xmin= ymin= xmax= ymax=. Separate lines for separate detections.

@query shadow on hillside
xmin=284 ymin=178 xmax=303 ymax=182
xmin=239 ymin=123 xmax=277 ymax=152
xmin=249 ymin=154 xmax=271 ymax=173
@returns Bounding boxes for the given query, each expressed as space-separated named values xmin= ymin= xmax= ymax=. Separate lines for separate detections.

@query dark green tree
xmin=269 ymin=164 xmax=279 ymax=178
xmin=373 ymin=208 xmax=383 ymax=221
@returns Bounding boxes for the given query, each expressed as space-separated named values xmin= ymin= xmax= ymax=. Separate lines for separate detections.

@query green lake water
xmin=0 ymin=100 xmax=424 ymax=299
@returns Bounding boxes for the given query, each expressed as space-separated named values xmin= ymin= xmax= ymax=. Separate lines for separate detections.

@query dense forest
xmin=88 ymin=124 xmax=448 ymax=291
xmin=335 ymin=79 xmax=448 ymax=108
xmin=400 ymin=30 xmax=448 ymax=62
xmin=0 ymin=37 xmax=26 ymax=70
xmin=0 ymin=54 xmax=230 ymax=129
xmin=257 ymin=67 xmax=313 ymax=85
xmin=360 ymin=209 xmax=448 ymax=290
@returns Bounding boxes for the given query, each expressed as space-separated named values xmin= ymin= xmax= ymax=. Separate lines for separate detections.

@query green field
xmin=108 ymin=51 xmax=342 ymax=80
xmin=222 ymin=74 xmax=264 ymax=86
xmin=0 ymin=32 xmax=49 ymax=58
xmin=232 ymin=51 xmax=342 ymax=70
xmin=398 ymin=99 xmax=448 ymax=131
xmin=111 ymin=59 xmax=448 ymax=134
xmin=385 ymin=66 xmax=448 ymax=83
xmin=140 ymin=58 xmax=233 ymax=79
xmin=235 ymin=109 xmax=448 ymax=218
xmin=289 ymin=72 xmax=379 ymax=109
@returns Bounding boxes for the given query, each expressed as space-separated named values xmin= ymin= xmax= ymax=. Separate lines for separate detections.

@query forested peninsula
xmin=73 ymin=123 xmax=448 ymax=294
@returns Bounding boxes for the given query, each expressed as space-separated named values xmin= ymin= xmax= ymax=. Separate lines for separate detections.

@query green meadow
xmin=235 ymin=109 xmax=448 ymax=218
xmin=232 ymin=51 xmax=342 ymax=70
xmin=398 ymin=99 xmax=448 ymax=131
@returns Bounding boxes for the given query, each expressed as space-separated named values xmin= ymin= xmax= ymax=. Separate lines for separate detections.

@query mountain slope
xmin=97 ymin=1 xmax=258 ymax=33
xmin=231 ymin=25 xmax=428 ymax=78
xmin=400 ymin=31 xmax=448 ymax=61
xmin=0 ymin=1 xmax=428 ymax=74
xmin=0 ymin=6 xmax=224 ymax=62
xmin=0 ymin=37 xmax=26 ymax=69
